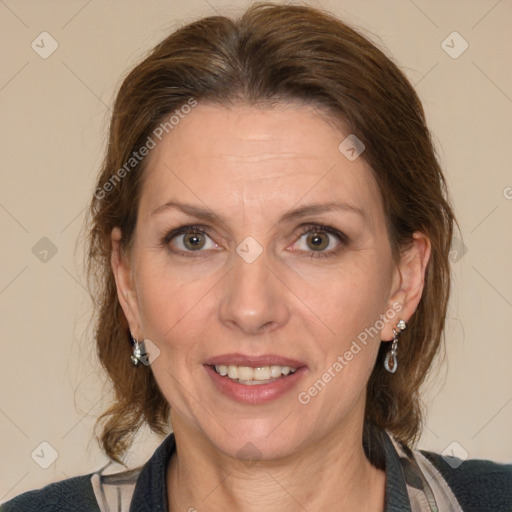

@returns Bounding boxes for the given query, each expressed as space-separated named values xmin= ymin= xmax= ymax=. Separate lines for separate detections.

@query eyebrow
xmin=149 ymin=200 xmax=367 ymax=225
xmin=149 ymin=200 xmax=368 ymax=227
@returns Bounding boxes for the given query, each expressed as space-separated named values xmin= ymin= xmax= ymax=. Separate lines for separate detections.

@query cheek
xmin=139 ymin=282 xmax=215 ymax=347
xmin=294 ymin=268 xmax=390 ymax=420
xmin=134 ymin=255 xmax=219 ymax=352
xmin=291 ymin=255 xmax=392 ymax=342
xmin=135 ymin=270 xmax=217 ymax=409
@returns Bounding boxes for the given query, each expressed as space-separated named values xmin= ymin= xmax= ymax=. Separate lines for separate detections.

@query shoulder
xmin=0 ymin=474 xmax=98 ymax=512
xmin=421 ymin=450 xmax=512 ymax=511
xmin=0 ymin=435 xmax=175 ymax=512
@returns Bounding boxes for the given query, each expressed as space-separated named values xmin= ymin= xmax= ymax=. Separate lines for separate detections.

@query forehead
xmin=139 ymin=102 xmax=384 ymax=228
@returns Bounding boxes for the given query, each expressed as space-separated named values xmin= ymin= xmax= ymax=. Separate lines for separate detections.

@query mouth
xmin=204 ymin=354 xmax=307 ymax=404
xmin=211 ymin=364 xmax=298 ymax=385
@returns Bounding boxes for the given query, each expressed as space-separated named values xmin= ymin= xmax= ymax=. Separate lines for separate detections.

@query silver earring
xmin=384 ymin=320 xmax=407 ymax=373
xmin=130 ymin=335 xmax=144 ymax=366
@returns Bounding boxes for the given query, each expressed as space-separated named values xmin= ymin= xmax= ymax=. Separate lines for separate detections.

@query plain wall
xmin=1 ymin=0 xmax=511 ymax=502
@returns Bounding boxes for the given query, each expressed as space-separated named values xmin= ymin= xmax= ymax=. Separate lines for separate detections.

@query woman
xmin=3 ymin=2 xmax=511 ymax=511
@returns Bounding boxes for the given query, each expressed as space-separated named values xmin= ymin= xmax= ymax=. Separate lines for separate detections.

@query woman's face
xmin=113 ymin=102 xmax=420 ymax=460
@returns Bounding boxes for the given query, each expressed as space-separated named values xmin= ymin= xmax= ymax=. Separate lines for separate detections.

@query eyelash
xmin=160 ymin=223 xmax=349 ymax=259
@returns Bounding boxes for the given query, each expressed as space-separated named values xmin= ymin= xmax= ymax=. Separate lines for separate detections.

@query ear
xmin=381 ymin=232 xmax=431 ymax=341
xmin=111 ymin=227 xmax=143 ymax=339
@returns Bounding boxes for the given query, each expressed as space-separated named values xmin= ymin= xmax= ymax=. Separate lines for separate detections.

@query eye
xmin=161 ymin=223 xmax=348 ymax=259
xmin=292 ymin=224 xmax=348 ymax=258
xmin=162 ymin=225 xmax=219 ymax=255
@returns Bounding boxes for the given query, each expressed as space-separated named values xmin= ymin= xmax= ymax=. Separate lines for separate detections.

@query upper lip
xmin=204 ymin=353 xmax=307 ymax=368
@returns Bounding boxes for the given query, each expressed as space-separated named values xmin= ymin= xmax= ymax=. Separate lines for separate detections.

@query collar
xmin=128 ymin=431 xmax=412 ymax=511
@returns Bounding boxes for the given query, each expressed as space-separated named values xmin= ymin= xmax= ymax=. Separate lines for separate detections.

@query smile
xmin=213 ymin=364 xmax=297 ymax=385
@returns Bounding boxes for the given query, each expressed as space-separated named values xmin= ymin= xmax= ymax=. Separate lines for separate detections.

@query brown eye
xmin=183 ymin=232 xmax=206 ymax=250
xmin=163 ymin=225 xmax=219 ymax=255
xmin=306 ymin=231 xmax=329 ymax=251
xmin=292 ymin=224 xmax=348 ymax=258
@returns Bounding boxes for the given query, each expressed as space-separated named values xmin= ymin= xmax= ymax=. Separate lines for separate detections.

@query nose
xmin=218 ymin=249 xmax=290 ymax=336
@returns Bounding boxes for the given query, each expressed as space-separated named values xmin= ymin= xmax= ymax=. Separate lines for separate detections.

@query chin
xmin=200 ymin=417 xmax=311 ymax=463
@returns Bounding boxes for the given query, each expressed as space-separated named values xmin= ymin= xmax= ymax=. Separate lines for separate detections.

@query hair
xmin=85 ymin=1 xmax=456 ymax=464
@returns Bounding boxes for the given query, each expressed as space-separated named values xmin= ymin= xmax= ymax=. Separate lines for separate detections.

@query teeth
xmin=270 ymin=365 xmax=282 ymax=378
xmin=238 ymin=366 xmax=253 ymax=381
xmin=253 ymin=366 xmax=270 ymax=380
xmin=214 ymin=364 xmax=297 ymax=383
xmin=227 ymin=365 xmax=238 ymax=379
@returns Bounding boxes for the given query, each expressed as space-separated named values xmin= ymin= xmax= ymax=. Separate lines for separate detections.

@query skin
xmin=111 ymin=101 xmax=431 ymax=511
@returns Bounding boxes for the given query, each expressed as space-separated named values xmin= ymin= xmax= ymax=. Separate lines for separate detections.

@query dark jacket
xmin=2 ymin=430 xmax=511 ymax=511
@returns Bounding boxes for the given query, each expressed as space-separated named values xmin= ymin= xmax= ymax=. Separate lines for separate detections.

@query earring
xmin=384 ymin=320 xmax=407 ymax=374
xmin=130 ymin=335 xmax=144 ymax=367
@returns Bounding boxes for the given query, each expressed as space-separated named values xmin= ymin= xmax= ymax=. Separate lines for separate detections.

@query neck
xmin=166 ymin=417 xmax=386 ymax=512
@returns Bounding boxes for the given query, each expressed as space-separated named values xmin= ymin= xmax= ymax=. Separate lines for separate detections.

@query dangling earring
xmin=384 ymin=320 xmax=407 ymax=373
xmin=130 ymin=335 xmax=144 ymax=367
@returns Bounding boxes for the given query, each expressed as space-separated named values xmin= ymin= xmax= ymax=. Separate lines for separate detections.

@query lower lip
xmin=204 ymin=365 xmax=307 ymax=404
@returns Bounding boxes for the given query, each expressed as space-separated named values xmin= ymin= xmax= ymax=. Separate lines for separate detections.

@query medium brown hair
xmin=85 ymin=2 xmax=456 ymax=463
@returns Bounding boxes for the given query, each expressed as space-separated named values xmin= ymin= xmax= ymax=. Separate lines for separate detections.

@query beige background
xmin=1 ymin=0 xmax=511 ymax=502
